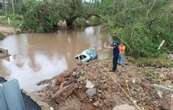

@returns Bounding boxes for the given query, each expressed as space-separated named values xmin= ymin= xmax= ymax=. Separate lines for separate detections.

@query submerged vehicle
xmin=75 ymin=48 xmax=97 ymax=62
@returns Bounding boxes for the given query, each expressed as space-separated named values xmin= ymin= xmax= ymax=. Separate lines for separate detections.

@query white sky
xmin=83 ymin=0 xmax=101 ymax=3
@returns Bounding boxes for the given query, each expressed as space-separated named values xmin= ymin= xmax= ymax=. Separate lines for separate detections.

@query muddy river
xmin=0 ymin=26 xmax=111 ymax=92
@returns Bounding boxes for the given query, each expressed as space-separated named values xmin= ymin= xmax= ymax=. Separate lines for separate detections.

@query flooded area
xmin=0 ymin=27 xmax=111 ymax=92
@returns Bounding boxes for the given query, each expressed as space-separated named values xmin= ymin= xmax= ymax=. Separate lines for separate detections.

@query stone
xmin=113 ymin=104 xmax=135 ymax=110
xmin=50 ymin=107 xmax=54 ymax=110
xmin=85 ymin=80 xmax=95 ymax=89
xmin=86 ymin=88 xmax=96 ymax=98
xmin=157 ymin=90 xmax=163 ymax=98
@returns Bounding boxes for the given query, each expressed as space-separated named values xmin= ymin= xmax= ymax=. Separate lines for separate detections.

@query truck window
xmin=80 ymin=55 xmax=86 ymax=60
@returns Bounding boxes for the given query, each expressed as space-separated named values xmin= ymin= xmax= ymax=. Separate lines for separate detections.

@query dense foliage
xmin=1 ymin=0 xmax=173 ymax=57
xmin=21 ymin=0 xmax=86 ymax=32
xmin=99 ymin=0 xmax=173 ymax=57
xmin=21 ymin=0 xmax=104 ymax=32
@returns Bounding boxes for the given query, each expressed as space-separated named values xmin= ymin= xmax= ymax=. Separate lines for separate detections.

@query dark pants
xmin=112 ymin=57 xmax=118 ymax=72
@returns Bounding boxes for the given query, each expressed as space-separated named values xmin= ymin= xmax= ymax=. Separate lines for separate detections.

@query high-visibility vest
xmin=119 ymin=44 xmax=126 ymax=54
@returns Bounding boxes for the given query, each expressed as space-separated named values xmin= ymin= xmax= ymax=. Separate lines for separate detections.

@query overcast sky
xmin=83 ymin=0 xmax=101 ymax=3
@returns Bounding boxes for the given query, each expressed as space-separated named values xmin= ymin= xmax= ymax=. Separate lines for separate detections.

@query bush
xmin=103 ymin=0 xmax=173 ymax=58
xmin=0 ymin=13 xmax=23 ymax=27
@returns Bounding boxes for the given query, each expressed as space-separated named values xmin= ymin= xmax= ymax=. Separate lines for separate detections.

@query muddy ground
xmin=0 ymin=25 xmax=15 ymax=36
xmin=36 ymin=58 xmax=173 ymax=110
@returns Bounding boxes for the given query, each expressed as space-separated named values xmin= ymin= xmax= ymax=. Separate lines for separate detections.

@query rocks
xmin=49 ymin=107 xmax=54 ymax=110
xmin=86 ymin=88 xmax=97 ymax=98
xmin=112 ymin=104 xmax=135 ymax=110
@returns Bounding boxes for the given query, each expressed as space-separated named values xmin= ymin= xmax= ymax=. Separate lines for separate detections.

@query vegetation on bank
xmin=100 ymin=0 xmax=173 ymax=58
xmin=20 ymin=0 xmax=103 ymax=32
xmin=128 ymin=55 xmax=173 ymax=68
xmin=0 ymin=0 xmax=173 ymax=58
xmin=0 ymin=13 xmax=22 ymax=28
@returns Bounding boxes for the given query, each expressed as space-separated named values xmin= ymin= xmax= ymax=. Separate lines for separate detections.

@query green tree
xmin=21 ymin=0 xmax=86 ymax=31
xmin=53 ymin=0 xmax=84 ymax=28
xmin=98 ymin=0 xmax=173 ymax=57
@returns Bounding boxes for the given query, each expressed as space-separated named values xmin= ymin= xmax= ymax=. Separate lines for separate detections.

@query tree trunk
xmin=7 ymin=0 xmax=11 ymax=11
xmin=66 ymin=19 xmax=74 ymax=29
xmin=2 ymin=0 xmax=5 ymax=10
xmin=11 ymin=0 xmax=15 ymax=14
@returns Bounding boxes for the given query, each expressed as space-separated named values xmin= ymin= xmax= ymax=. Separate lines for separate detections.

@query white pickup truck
xmin=75 ymin=48 xmax=97 ymax=62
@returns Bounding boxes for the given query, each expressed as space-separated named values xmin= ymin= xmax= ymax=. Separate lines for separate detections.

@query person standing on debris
xmin=118 ymin=42 xmax=126 ymax=65
xmin=112 ymin=41 xmax=120 ymax=72
xmin=104 ymin=40 xmax=120 ymax=72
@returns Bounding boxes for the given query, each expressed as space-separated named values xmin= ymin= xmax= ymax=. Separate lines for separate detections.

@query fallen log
xmin=52 ymin=83 xmax=78 ymax=103
xmin=153 ymin=84 xmax=173 ymax=93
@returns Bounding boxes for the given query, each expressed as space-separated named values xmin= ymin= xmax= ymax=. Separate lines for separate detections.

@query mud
xmin=38 ymin=59 xmax=173 ymax=110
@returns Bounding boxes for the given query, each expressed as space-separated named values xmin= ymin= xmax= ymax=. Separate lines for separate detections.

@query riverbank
xmin=0 ymin=25 xmax=16 ymax=37
xmin=36 ymin=58 xmax=173 ymax=110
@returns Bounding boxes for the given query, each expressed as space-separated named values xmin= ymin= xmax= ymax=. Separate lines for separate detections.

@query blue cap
xmin=112 ymin=40 xmax=120 ymax=46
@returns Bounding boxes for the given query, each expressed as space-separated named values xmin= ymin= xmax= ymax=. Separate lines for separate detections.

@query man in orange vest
xmin=118 ymin=42 xmax=126 ymax=65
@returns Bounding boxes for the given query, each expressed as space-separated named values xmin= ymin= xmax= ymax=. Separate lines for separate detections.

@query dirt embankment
xmin=0 ymin=25 xmax=15 ymax=36
xmin=37 ymin=59 xmax=173 ymax=110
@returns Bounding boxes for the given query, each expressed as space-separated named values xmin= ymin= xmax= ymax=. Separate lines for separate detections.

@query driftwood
xmin=109 ymin=75 xmax=144 ymax=110
xmin=52 ymin=82 xmax=78 ymax=103
xmin=153 ymin=84 xmax=173 ymax=93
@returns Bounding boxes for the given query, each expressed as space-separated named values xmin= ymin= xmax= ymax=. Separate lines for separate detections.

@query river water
xmin=0 ymin=26 xmax=111 ymax=92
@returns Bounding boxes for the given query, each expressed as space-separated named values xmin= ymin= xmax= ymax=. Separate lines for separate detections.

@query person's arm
xmin=104 ymin=42 xmax=113 ymax=49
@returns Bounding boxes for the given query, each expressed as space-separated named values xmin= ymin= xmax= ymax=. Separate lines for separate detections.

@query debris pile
xmin=38 ymin=60 xmax=173 ymax=110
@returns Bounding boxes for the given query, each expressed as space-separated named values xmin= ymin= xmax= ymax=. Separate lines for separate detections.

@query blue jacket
xmin=113 ymin=47 xmax=119 ymax=59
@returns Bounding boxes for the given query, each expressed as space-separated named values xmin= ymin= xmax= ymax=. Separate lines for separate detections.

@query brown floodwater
xmin=0 ymin=26 xmax=111 ymax=92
